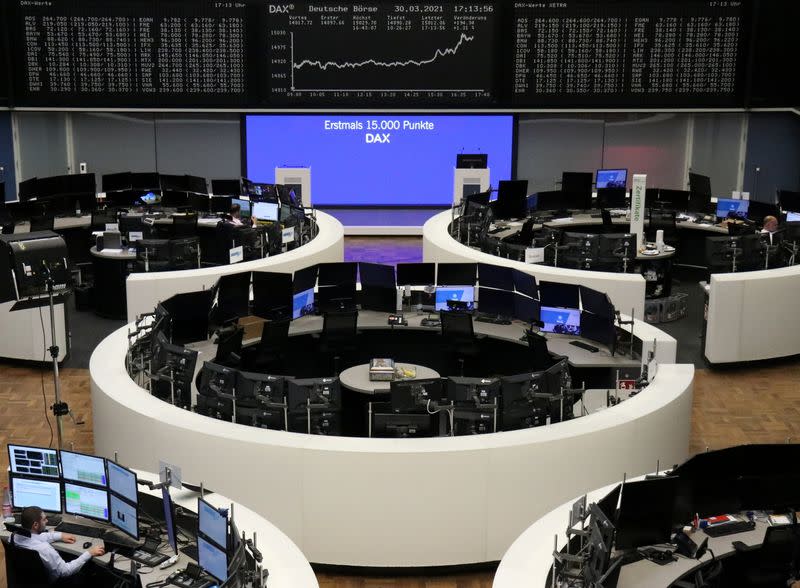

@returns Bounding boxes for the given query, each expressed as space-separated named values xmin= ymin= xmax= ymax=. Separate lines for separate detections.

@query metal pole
xmin=47 ymin=280 xmax=65 ymax=450
xmin=368 ymin=402 xmax=373 ymax=438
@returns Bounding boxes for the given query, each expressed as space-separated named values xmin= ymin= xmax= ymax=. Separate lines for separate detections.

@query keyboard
xmin=475 ymin=315 xmax=512 ymax=325
xmin=569 ymin=340 xmax=599 ymax=353
xmin=180 ymin=544 xmax=199 ymax=561
xmin=54 ymin=522 xmax=104 ymax=538
xmin=703 ymin=520 xmax=755 ymax=537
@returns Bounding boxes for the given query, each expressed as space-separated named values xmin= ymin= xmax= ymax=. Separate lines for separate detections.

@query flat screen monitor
xmin=596 ymin=187 xmax=627 ymax=209
xmin=8 ymin=444 xmax=60 ymax=478
xmin=287 ymin=377 xmax=341 ymax=412
xmin=779 ymin=190 xmax=800 ymax=212
xmin=198 ymin=535 xmax=228 ymax=583
xmin=580 ymin=312 xmax=615 ymax=347
xmin=456 ymin=153 xmax=488 ymax=169
xmin=318 ymin=262 xmax=357 ymax=287
xmin=435 ymin=286 xmax=474 ymax=312
xmin=140 ymin=191 xmax=161 ymax=205
xmin=109 ymin=494 xmax=139 ymax=540
xmin=252 ymin=201 xmax=279 ymax=221
xmin=477 ymin=287 xmax=513 ymax=317
xmin=478 ymin=263 xmax=513 ymax=290
xmin=231 ymin=198 xmax=251 ymax=219
xmin=787 ymin=211 xmax=800 ymax=222
xmin=59 ymin=450 xmax=107 ymax=487
xmin=596 ymin=169 xmax=627 ymax=189
xmin=747 ymin=200 xmax=780 ymax=224
xmin=160 ymin=174 xmax=188 ymax=192
xmin=371 ymin=409 xmax=434 ymax=438
xmin=437 ymin=262 xmax=477 ymax=286
xmin=210 ymin=196 xmax=233 ymax=213
xmin=390 ymin=378 xmax=444 ymax=411
xmin=103 ymin=172 xmax=132 ymax=193
xmin=716 ymin=198 xmax=749 ymax=219
xmin=10 ymin=475 xmax=62 ymax=513
xmin=396 ymin=262 xmax=435 ymax=286
xmin=689 ymin=172 xmax=712 ymax=197
xmin=252 ymin=271 xmax=292 ymax=320
xmin=656 ymin=189 xmax=690 ymax=211
xmin=538 ymin=281 xmax=580 ymax=309
xmin=540 ymin=306 xmax=582 ymax=336
xmin=358 ymin=262 xmax=396 ymax=289
xmin=235 ymin=372 xmax=288 ymax=403
xmin=561 ymin=172 xmax=593 ymax=209
xmin=107 ymin=461 xmax=138 ymax=505
xmin=63 ymin=482 xmax=109 ymax=522
xmin=292 ymin=288 xmax=315 ymax=319
xmin=131 ymin=173 xmax=160 ymax=192
xmin=615 ymin=477 xmax=679 ymax=550
xmin=162 ymin=487 xmax=177 ymax=554
xmin=293 ymin=265 xmax=318 ymax=293
xmin=512 ymin=270 xmax=537 ymax=298
xmin=579 ymin=286 xmax=614 ymax=318
xmin=494 ymin=180 xmax=529 ymax=220
xmin=186 ymin=175 xmax=207 ymax=195
xmin=211 ymin=179 xmax=242 ymax=196
xmin=198 ymin=498 xmax=227 ymax=549
xmin=514 ymin=293 xmax=541 ymax=324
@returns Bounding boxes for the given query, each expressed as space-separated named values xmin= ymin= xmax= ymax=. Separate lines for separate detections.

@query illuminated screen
xmin=596 ymin=169 xmax=627 ymax=189
xmin=198 ymin=498 xmax=227 ymax=548
xmin=198 ymin=535 xmax=228 ymax=582
xmin=245 ymin=115 xmax=513 ymax=206
xmin=435 ymin=286 xmax=475 ymax=311
xmin=108 ymin=461 xmax=137 ymax=504
xmin=109 ymin=494 xmax=138 ymax=539
xmin=11 ymin=476 xmax=62 ymax=512
xmin=540 ymin=306 xmax=582 ymax=336
xmin=64 ymin=482 xmax=109 ymax=521
xmin=716 ymin=198 xmax=749 ymax=218
xmin=252 ymin=201 xmax=279 ymax=221
xmin=60 ymin=450 xmax=107 ymax=487
xmin=292 ymin=287 xmax=315 ymax=319
xmin=787 ymin=211 xmax=800 ymax=222
xmin=8 ymin=444 xmax=59 ymax=478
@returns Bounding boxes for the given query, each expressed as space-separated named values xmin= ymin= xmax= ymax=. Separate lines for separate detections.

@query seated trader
xmin=228 ymin=203 xmax=254 ymax=227
xmin=761 ymin=215 xmax=780 ymax=244
xmin=12 ymin=506 xmax=105 ymax=585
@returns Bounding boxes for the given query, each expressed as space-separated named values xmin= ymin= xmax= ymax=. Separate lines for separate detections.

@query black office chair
xmin=172 ymin=214 xmax=198 ymax=238
xmin=319 ymin=310 xmax=359 ymax=374
xmin=29 ymin=215 xmax=55 ymax=232
xmin=600 ymin=208 xmax=613 ymax=231
xmin=525 ymin=330 xmax=555 ymax=371
xmin=646 ymin=209 xmax=678 ymax=247
xmin=243 ymin=319 xmax=291 ymax=372
xmin=735 ymin=524 xmax=800 ymax=587
xmin=213 ymin=326 xmax=244 ymax=368
xmin=440 ymin=310 xmax=479 ymax=376
xmin=3 ymin=533 xmax=50 ymax=587
xmin=727 ymin=221 xmax=749 ymax=236
xmin=504 ymin=218 xmax=535 ymax=247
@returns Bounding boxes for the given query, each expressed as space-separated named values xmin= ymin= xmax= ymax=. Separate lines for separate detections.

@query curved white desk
xmin=125 ymin=211 xmax=345 ymax=321
xmin=91 ymin=310 xmax=692 ymax=568
xmin=423 ymin=210 xmax=648 ymax=321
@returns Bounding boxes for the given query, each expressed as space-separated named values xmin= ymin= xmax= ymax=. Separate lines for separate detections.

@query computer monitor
xmin=371 ymin=408 xmax=434 ymax=438
xmin=8 ymin=444 xmax=60 ymax=478
xmin=359 ymin=262 xmax=397 ymax=312
xmin=579 ymin=286 xmax=614 ymax=318
xmin=532 ymin=190 xmax=565 ymax=212
xmin=160 ymin=174 xmax=189 ymax=192
xmin=10 ymin=475 xmax=62 ymax=513
xmin=210 ymin=196 xmax=233 ymax=213
xmin=447 ymin=376 xmax=500 ymax=405
xmin=540 ymin=306 xmax=582 ymax=336
xmin=538 ymin=281 xmax=580 ymax=308
xmin=596 ymin=169 xmax=627 ymax=189
xmin=235 ymin=372 xmax=288 ymax=404
xmin=477 ymin=287 xmax=513 ymax=317
xmin=689 ymin=172 xmax=712 ymax=197
xmin=437 ymin=262 xmax=477 ymax=286
xmin=198 ymin=535 xmax=228 ymax=583
xmin=196 ymin=362 xmax=237 ymax=420
xmin=318 ymin=262 xmax=357 ymax=287
xmin=435 ymin=285 xmax=475 ymax=312
xmin=211 ymin=179 xmax=242 ymax=196
xmin=231 ymin=198 xmax=251 ymax=219
xmin=596 ymin=188 xmax=627 ymax=209
xmin=478 ymin=263 xmax=513 ymax=290
xmin=500 ymin=371 xmax=547 ymax=430
xmin=162 ymin=486 xmax=177 ymax=554
xmin=396 ymin=262 xmax=435 ymax=286
xmin=252 ymin=271 xmax=292 ymax=320
xmin=787 ymin=211 xmax=800 ymax=222
xmin=597 ymin=484 xmax=621 ymax=523
xmin=656 ymin=189 xmax=690 ymax=211
xmin=747 ymin=200 xmax=780 ymax=224
xmin=198 ymin=497 xmax=227 ymax=548
xmin=107 ymin=460 xmax=138 ymax=505
xmin=292 ymin=288 xmax=315 ymax=320
xmin=561 ymin=172 xmax=593 ymax=210
xmin=139 ymin=191 xmax=161 ymax=205
xmin=494 ymin=180 xmax=529 ymax=220
xmin=63 ymin=482 xmax=110 ymax=522
xmin=512 ymin=269 xmax=537 ymax=298
xmin=560 ymin=232 xmax=600 ymax=269
xmin=287 ymin=377 xmax=341 ymax=412
xmin=358 ymin=262 xmax=396 ymax=289
xmin=615 ymin=476 xmax=679 ymax=550
xmin=456 ymin=153 xmax=488 ymax=169
xmin=59 ymin=450 xmax=107 ymax=487
xmin=252 ymin=201 xmax=279 ymax=221
xmin=580 ymin=312 xmax=615 ymax=348
xmin=389 ymin=378 xmax=444 ymax=411
xmin=778 ymin=190 xmax=800 ymax=212
xmin=109 ymin=494 xmax=139 ymax=540
xmin=716 ymin=198 xmax=749 ymax=219
xmin=513 ymin=293 xmax=541 ymax=324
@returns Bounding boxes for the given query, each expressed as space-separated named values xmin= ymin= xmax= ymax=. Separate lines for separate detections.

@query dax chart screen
xmin=265 ymin=2 xmax=498 ymax=105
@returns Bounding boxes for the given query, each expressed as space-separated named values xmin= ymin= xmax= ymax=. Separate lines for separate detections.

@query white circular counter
xmin=124 ymin=211 xmax=345 ymax=322
xmin=91 ymin=320 xmax=693 ymax=568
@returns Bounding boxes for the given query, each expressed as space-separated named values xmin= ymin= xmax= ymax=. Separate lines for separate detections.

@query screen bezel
xmin=109 ymin=493 xmax=140 ymax=540
xmin=197 ymin=497 xmax=228 ymax=550
xmin=107 ymin=460 xmax=139 ymax=505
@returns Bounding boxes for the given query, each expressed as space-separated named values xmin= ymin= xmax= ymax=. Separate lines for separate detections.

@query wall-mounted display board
xmin=1 ymin=0 xmax=798 ymax=109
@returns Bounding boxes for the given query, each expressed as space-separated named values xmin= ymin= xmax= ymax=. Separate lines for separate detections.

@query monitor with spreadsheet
xmin=59 ymin=450 xmax=107 ymax=487
xmin=198 ymin=498 xmax=227 ymax=549
xmin=107 ymin=460 xmax=138 ymax=505
xmin=109 ymin=493 xmax=139 ymax=540
xmin=63 ymin=482 xmax=110 ymax=522
xmin=10 ymin=475 xmax=62 ymax=513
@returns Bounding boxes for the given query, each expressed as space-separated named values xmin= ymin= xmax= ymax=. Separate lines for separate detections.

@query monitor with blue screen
xmin=60 ymin=450 xmax=107 ymax=487
xmin=716 ymin=198 xmax=749 ymax=219
xmin=198 ymin=535 xmax=228 ymax=582
xmin=786 ymin=211 xmax=800 ymax=222
xmin=435 ymin=286 xmax=475 ymax=312
xmin=107 ymin=460 xmax=138 ymax=505
xmin=596 ymin=169 xmax=627 ymax=189
xmin=140 ymin=191 xmax=160 ymax=205
xmin=63 ymin=482 xmax=109 ymax=521
xmin=540 ymin=306 xmax=582 ymax=336
xmin=198 ymin=498 xmax=227 ymax=549
xmin=8 ymin=444 xmax=60 ymax=479
xmin=10 ymin=476 xmax=62 ymax=513
xmin=109 ymin=494 xmax=139 ymax=539
xmin=292 ymin=288 xmax=315 ymax=319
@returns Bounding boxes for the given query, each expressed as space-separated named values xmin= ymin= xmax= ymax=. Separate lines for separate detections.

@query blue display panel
xmin=716 ymin=198 xmax=749 ymax=219
xmin=435 ymin=286 xmax=475 ymax=312
xmin=540 ymin=306 xmax=582 ymax=336
xmin=245 ymin=115 xmax=513 ymax=206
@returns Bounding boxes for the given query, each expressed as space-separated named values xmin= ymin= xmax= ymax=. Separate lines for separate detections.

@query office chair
xmin=243 ymin=319 xmax=291 ymax=372
xmin=91 ymin=209 xmax=117 ymax=231
xmin=525 ymin=330 xmax=555 ymax=371
xmin=213 ymin=326 xmax=244 ymax=368
xmin=504 ymin=218 xmax=535 ymax=247
xmin=319 ymin=310 xmax=359 ymax=374
xmin=172 ymin=213 xmax=198 ymax=238
xmin=726 ymin=221 xmax=748 ymax=236
xmin=734 ymin=524 xmax=800 ymax=587
xmin=29 ymin=215 xmax=54 ymax=232
xmin=646 ymin=209 xmax=678 ymax=247
xmin=600 ymin=209 xmax=613 ymax=231
xmin=440 ymin=310 xmax=479 ymax=376
xmin=2 ymin=534 xmax=50 ymax=587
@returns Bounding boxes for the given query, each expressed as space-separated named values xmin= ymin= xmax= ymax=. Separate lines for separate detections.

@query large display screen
xmin=245 ymin=115 xmax=513 ymax=206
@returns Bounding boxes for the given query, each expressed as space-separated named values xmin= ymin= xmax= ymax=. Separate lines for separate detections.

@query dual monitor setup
xmin=6 ymin=444 xmax=236 ymax=585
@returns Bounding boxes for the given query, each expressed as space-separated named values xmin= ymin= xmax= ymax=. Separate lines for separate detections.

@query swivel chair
xmin=3 ymin=533 xmax=50 ymax=587
xmin=440 ymin=310 xmax=479 ymax=376
xmin=243 ymin=319 xmax=291 ymax=373
xmin=646 ymin=209 xmax=678 ymax=247
xmin=526 ymin=330 xmax=555 ymax=371
xmin=29 ymin=215 xmax=55 ymax=232
xmin=319 ymin=310 xmax=359 ymax=374
xmin=171 ymin=213 xmax=198 ymax=238
xmin=213 ymin=326 xmax=244 ymax=368
xmin=733 ymin=524 xmax=800 ymax=587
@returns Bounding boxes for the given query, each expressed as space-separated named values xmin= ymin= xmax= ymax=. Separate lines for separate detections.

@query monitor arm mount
xmin=615 ymin=309 xmax=636 ymax=359
xmin=138 ymin=465 xmax=174 ymax=491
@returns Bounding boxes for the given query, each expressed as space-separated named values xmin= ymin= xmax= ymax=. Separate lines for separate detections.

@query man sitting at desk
xmin=228 ymin=203 xmax=254 ymax=227
xmin=13 ymin=506 xmax=105 ymax=585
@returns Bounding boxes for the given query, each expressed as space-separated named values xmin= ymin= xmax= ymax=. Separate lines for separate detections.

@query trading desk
xmin=90 ymin=307 xmax=691 ymax=568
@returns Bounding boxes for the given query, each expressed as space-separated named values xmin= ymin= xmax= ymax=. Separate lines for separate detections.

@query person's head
xmin=21 ymin=506 xmax=47 ymax=534
xmin=230 ymin=203 xmax=241 ymax=219
xmin=763 ymin=215 xmax=778 ymax=232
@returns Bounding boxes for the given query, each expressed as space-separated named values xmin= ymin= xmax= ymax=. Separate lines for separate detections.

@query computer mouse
xmin=83 ymin=541 xmax=92 ymax=549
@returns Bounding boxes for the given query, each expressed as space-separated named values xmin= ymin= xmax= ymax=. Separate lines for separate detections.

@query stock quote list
xmin=512 ymin=1 xmax=746 ymax=107
xmin=265 ymin=2 xmax=497 ymax=105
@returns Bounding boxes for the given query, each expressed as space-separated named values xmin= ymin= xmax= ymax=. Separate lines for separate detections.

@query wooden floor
xmin=3 ymin=360 xmax=800 ymax=586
